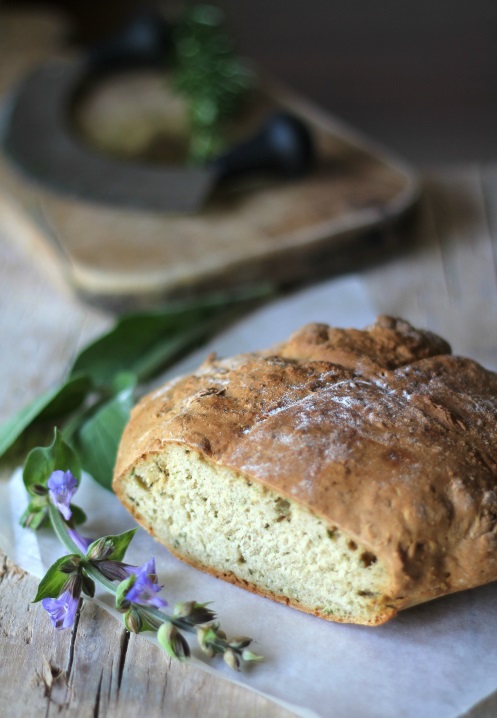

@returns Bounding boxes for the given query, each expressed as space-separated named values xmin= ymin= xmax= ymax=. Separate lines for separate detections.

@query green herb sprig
xmin=173 ymin=4 xmax=253 ymax=163
xmin=24 ymin=430 xmax=263 ymax=669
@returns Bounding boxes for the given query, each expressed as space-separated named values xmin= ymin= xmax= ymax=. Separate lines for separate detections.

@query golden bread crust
xmin=114 ymin=316 xmax=497 ymax=614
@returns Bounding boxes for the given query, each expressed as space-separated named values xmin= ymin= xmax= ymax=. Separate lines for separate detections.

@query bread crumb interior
xmin=123 ymin=443 xmax=393 ymax=623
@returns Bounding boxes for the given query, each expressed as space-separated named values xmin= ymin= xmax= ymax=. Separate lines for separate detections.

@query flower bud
xmin=115 ymin=576 xmax=135 ymax=612
xmin=32 ymin=483 xmax=48 ymax=496
xmin=196 ymin=626 xmax=215 ymax=657
xmin=223 ymin=648 xmax=240 ymax=672
xmin=124 ymin=608 xmax=143 ymax=634
xmin=59 ymin=555 xmax=81 ymax=574
xmin=241 ymin=649 xmax=264 ymax=663
xmin=96 ymin=560 xmax=136 ymax=582
xmin=157 ymin=622 xmax=191 ymax=660
xmin=87 ymin=538 xmax=114 ymax=561
xmin=196 ymin=623 xmax=220 ymax=650
xmin=173 ymin=600 xmax=196 ymax=618
xmin=229 ymin=636 xmax=252 ymax=649
xmin=174 ymin=601 xmax=216 ymax=625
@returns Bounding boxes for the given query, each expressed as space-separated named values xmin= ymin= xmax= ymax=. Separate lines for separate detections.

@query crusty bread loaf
xmin=113 ymin=316 xmax=497 ymax=625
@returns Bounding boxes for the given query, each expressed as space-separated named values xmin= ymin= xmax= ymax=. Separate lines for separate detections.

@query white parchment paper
xmin=2 ymin=275 xmax=497 ymax=718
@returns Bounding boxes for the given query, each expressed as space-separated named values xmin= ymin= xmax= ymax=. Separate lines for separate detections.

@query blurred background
xmin=5 ymin=0 xmax=497 ymax=164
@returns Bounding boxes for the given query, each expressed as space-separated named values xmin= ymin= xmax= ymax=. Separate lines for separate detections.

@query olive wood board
xmin=0 ymin=9 xmax=419 ymax=308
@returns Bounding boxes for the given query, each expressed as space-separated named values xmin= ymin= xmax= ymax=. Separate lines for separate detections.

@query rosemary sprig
xmin=173 ymin=4 xmax=253 ymax=163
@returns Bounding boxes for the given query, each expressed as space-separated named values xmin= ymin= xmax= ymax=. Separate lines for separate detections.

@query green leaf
xmin=75 ymin=384 xmax=135 ymax=491
xmin=111 ymin=371 xmax=137 ymax=394
xmin=33 ymin=555 xmax=77 ymax=602
xmin=69 ymin=287 xmax=273 ymax=387
xmin=19 ymin=501 xmax=49 ymax=530
xmin=0 ymin=375 xmax=92 ymax=459
xmin=70 ymin=307 xmax=204 ymax=386
xmin=23 ymin=429 xmax=81 ymax=496
xmin=86 ymin=528 xmax=137 ymax=562
xmin=69 ymin=505 xmax=87 ymax=526
xmin=106 ymin=527 xmax=138 ymax=561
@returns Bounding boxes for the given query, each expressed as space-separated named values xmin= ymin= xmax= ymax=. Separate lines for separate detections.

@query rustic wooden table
xmin=1 ymin=166 xmax=497 ymax=717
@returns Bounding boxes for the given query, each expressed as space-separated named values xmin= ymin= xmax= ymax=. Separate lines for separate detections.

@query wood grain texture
xmin=0 ymin=551 xmax=292 ymax=718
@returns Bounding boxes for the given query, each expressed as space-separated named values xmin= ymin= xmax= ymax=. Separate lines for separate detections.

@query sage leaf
xmin=111 ymin=371 xmax=137 ymax=394
xmin=33 ymin=555 xmax=78 ymax=603
xmin=70 ymin=286 xmax=273 ymax=387
xmin=23 ymin=429 xmax=81 ymax=496
xmin=75 ymin=384 xmax=135 ymax=490
xmin=0 ymin=374 xmax=92 ymax=459
xmin=70 ymin=306 xmax=209 ymax=386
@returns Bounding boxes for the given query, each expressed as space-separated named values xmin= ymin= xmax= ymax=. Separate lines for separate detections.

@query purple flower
xmin=47 ymin=470 xmax=78 ymax=521
xmin=125 ymin=558 xmax=167 ymax=609
xmin=67 ymin=527 xmax=93 ymax=554
xmin=42 ymin=589 xmax=80 ymax=630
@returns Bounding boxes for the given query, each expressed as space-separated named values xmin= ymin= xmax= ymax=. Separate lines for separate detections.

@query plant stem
xmin=48 ymin=503 xmax=192 ymax=631
xmin=141 ymin=605 xmax=196 ymax=634
xmin=48 ymin=504 xmax=83 ymax=554
xmin=49 ymin=504 xmax=124 ymax=593
xmin=48 ymin=503 xmax=243 ymax=660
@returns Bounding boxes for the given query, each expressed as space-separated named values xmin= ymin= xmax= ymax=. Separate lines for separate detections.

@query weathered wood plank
xmin=0 ymin=551 xmax=293 ymax=718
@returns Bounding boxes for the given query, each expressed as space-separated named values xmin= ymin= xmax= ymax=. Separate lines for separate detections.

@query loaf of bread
xmin=113 ymin=316 xmax=497 ymax=625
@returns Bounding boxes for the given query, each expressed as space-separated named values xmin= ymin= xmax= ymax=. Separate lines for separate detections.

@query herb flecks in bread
xmin=113 ymin=316 xmax=497 ymax=625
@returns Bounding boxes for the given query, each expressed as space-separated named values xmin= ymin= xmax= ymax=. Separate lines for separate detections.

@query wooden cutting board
xmin=0 ymin=9 xmax=419 ymax=309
